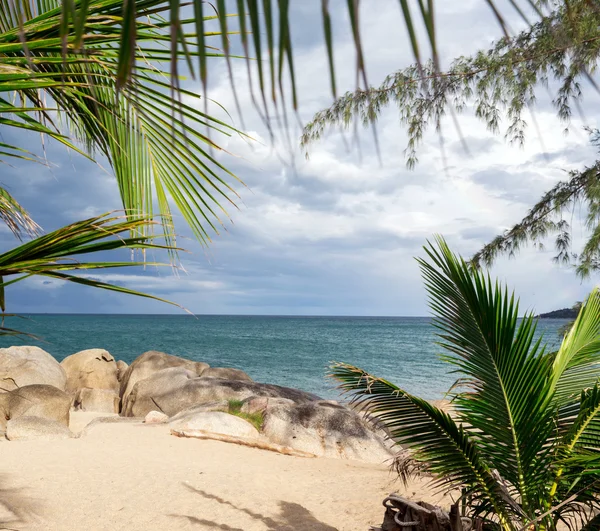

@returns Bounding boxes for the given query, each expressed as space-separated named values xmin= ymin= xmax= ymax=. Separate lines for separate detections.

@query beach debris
xmin=171 ymin=428 xmax=317 ymax=458
xmin=372 ymin=495 xmax=474 ymax=531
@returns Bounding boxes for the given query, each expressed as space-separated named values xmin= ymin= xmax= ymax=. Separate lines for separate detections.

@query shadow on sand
xmin=170 ymin=483 xmax=339 ymax=531
xmin=0 ymin=474 xmax=42 ymax=530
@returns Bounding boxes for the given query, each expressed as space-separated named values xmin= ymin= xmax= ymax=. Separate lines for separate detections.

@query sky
xmin=2 ymin=0 xmax=600 ymax=316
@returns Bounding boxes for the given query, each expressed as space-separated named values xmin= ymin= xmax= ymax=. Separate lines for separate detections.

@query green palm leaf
xmin=417 ymin=237 xmax=556 ymax=509
xmin=0 ymin=212 xmax=183 ymax=319
xmin=330 ymin=362 xmax=517 ymax=526
xmin=553 ymin=290 xmax=600 ymax=404
xmin=0 ymin=0 xmax=250 ymax=250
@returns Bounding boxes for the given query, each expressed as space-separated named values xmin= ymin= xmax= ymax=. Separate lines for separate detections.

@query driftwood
xmin=371 ymin=494 xmax=477 ymax=531
xmin=170 ymin=428 xmax=317 ymax=458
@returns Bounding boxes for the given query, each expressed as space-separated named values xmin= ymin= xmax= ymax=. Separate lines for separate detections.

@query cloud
xmin=1 ymin=1 xmax=599 ymax=317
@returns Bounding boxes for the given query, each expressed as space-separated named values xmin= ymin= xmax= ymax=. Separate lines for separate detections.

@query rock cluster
xmin=0 ymin=346 xmax=393 ymax=463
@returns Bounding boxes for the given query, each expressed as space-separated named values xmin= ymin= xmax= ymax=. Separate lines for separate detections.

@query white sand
xmin=0 ymin=412 xmax=455 ymax=530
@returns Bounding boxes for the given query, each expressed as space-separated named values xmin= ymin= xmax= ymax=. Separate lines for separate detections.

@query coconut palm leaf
xmin=47 ymin=0 xmax=552 ymax=122
xmin=417 ymin=237 xmax=557 ymax=507
xmin=0 ymin=0 xmax=250 ymax=250
xmin=553 ymin=290 xmax=600 ymax=404
xmin=331 ymin=237 xmax=600 ymax=530
xmin=330 ymin=361 xmax=518 ymax=527
xmin=0 ymin=212 xmax=183 ymax=316
xmin=0 ymin=186 xmax=40 ymax=240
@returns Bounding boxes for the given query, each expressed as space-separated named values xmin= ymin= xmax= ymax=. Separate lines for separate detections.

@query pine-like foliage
xmin=303 ymin=0 xmax=600 ymax=275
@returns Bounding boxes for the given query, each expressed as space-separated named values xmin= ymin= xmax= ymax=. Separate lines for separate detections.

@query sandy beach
xmin=0 ymin=412 xmax=453 ymax=531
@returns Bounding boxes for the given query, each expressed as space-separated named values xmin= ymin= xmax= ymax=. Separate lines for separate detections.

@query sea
xmin=0 ymin=315 xmax=570 ymax=400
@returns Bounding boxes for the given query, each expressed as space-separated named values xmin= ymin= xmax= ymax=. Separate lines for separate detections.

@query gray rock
xmin=0 ymin=346 xmax=66 ymax=392
xmin=6 ymin=416 xmax=72 ymax=441
xmin=74 ymin=388 xmax=119 ymax=413
xmin=122 ymin=369 xmax=320 ymax=418
xmin=170 ymin=411 xmax=259 ymax=439
xmin=240 ymin=396 xmax=295 ymax=415
xmin=119 ymin=351 xmax=209 ymax=403
xmin=0 ymin=384 xmax=71 ymax=433
xmin=61 ymin=349 xmax=119 ymax=397
xmin=201 ymin=367 xmax=252 ymax=381
xmin=116 ymin=360 xmax=129 ymax=382
xmin=261 ymin=400 xmax=393 ymax=463
xmin=168 ymin=401 xmax=230 ymax=423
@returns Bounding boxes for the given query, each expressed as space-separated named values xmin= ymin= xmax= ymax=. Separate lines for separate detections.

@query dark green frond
xmin=329 ymin=362 xmax=517 ymax=527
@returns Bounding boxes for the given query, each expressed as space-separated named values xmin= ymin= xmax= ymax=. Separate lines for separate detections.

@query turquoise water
xmin=0 ymin=315 xmax=569 ymax=400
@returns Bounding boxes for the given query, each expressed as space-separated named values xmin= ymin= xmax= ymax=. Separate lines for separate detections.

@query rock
xmin=0 ymin=346 xmax=66 ymax=392
xmin=261 ymin=400 xmax=393 ymax=463
xmin=144 ymin=411 xmax=169 ymax=424
xmin=116 ymin=360 xmax=129 ymax=382
xmin=74 ymin=389 xmax=119 ymax=414
xmin=201 ymin=367 xmax=252 ymax=381
xmin=61 ymin=349 xmax=119 ymax=398
xmin=119 ymin=351 xmax=209 ymax=403
xmin=0 ymin=384 xmax=71 ymax=434
xmin=240 ymin=396 xmax=295 ymax=415
xmin=122 ymin=370 xmax=320 ymax=418
xmin=6 ymin=416 xmax=72 ymax=441
xmin=168 ymin=402 xmax=230 ymax=423
xmin=170 ymin=411 xmax=259 ymax=439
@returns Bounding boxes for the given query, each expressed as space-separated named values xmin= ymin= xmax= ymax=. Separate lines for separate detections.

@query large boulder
xmin=74 ymin=388 xmax=119 ymax=414
xmin=119 ymin=351 xmax=209 ymax=403
xmin=170 ymin=411 xmax=259 ymax=439
xmin=201 ymin=367 xmax=252 ymax=381
xmin=122 ymin=369 xmax=320 ymax=418
xmin=61 ymin=349 xmax=119 ymax=395
xmin=0 ymin=346 xmax=66 ymax=392
xmin=261 ymin=400 xmax=393 ymax=463
xmin=5 ymin=416 xmax=72 ymax=441
xmin=0 ymin=384 xmax=71 ymax=434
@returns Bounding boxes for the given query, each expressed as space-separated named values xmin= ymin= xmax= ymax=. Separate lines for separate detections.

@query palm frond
xmin=329 ymin=361 xmax=517 ymax=527
xmin=0 ymin=186 xmax=40 ymax=240
xmin=0 ymin=212 xmax=184 ymax=318
xmin=417 ymin=236 xmax=556 ymax=510
xmin=553 ymin=290 xmax=600 ymax=404
xmin=48 ymin=0 xmax=553 ymax=119
xmin=0 ymin=0 xmax=250 ymax=250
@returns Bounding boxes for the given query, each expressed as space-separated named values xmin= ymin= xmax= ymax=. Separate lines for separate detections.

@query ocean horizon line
xmin=12 ymin=313 xmax=432 ymax=318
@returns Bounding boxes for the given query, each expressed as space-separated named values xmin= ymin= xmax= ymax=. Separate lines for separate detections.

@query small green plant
xmin=331 ymin=237 xmax=600 ymax=531
xmin=227 ymin=400 xmax=264 ymax=431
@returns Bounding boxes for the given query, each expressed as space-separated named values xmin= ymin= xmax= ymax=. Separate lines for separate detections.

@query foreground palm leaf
xmin=0 ymin=213 xmax=182 ymax=335
xmin=1 ymin=0 xmax=249 ymax=248
xmin=331 ymin=237 xmax=600 ymax=531
xmin=51 ymin=0 xmax=553 ymax=116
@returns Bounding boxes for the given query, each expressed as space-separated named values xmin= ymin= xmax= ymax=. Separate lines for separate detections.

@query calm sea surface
xmin=0 ymin=315 xmax=569 ymax=400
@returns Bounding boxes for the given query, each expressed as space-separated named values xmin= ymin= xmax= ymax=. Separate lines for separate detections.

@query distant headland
xmin=537 ymin=307 xmax=579 ymax=319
